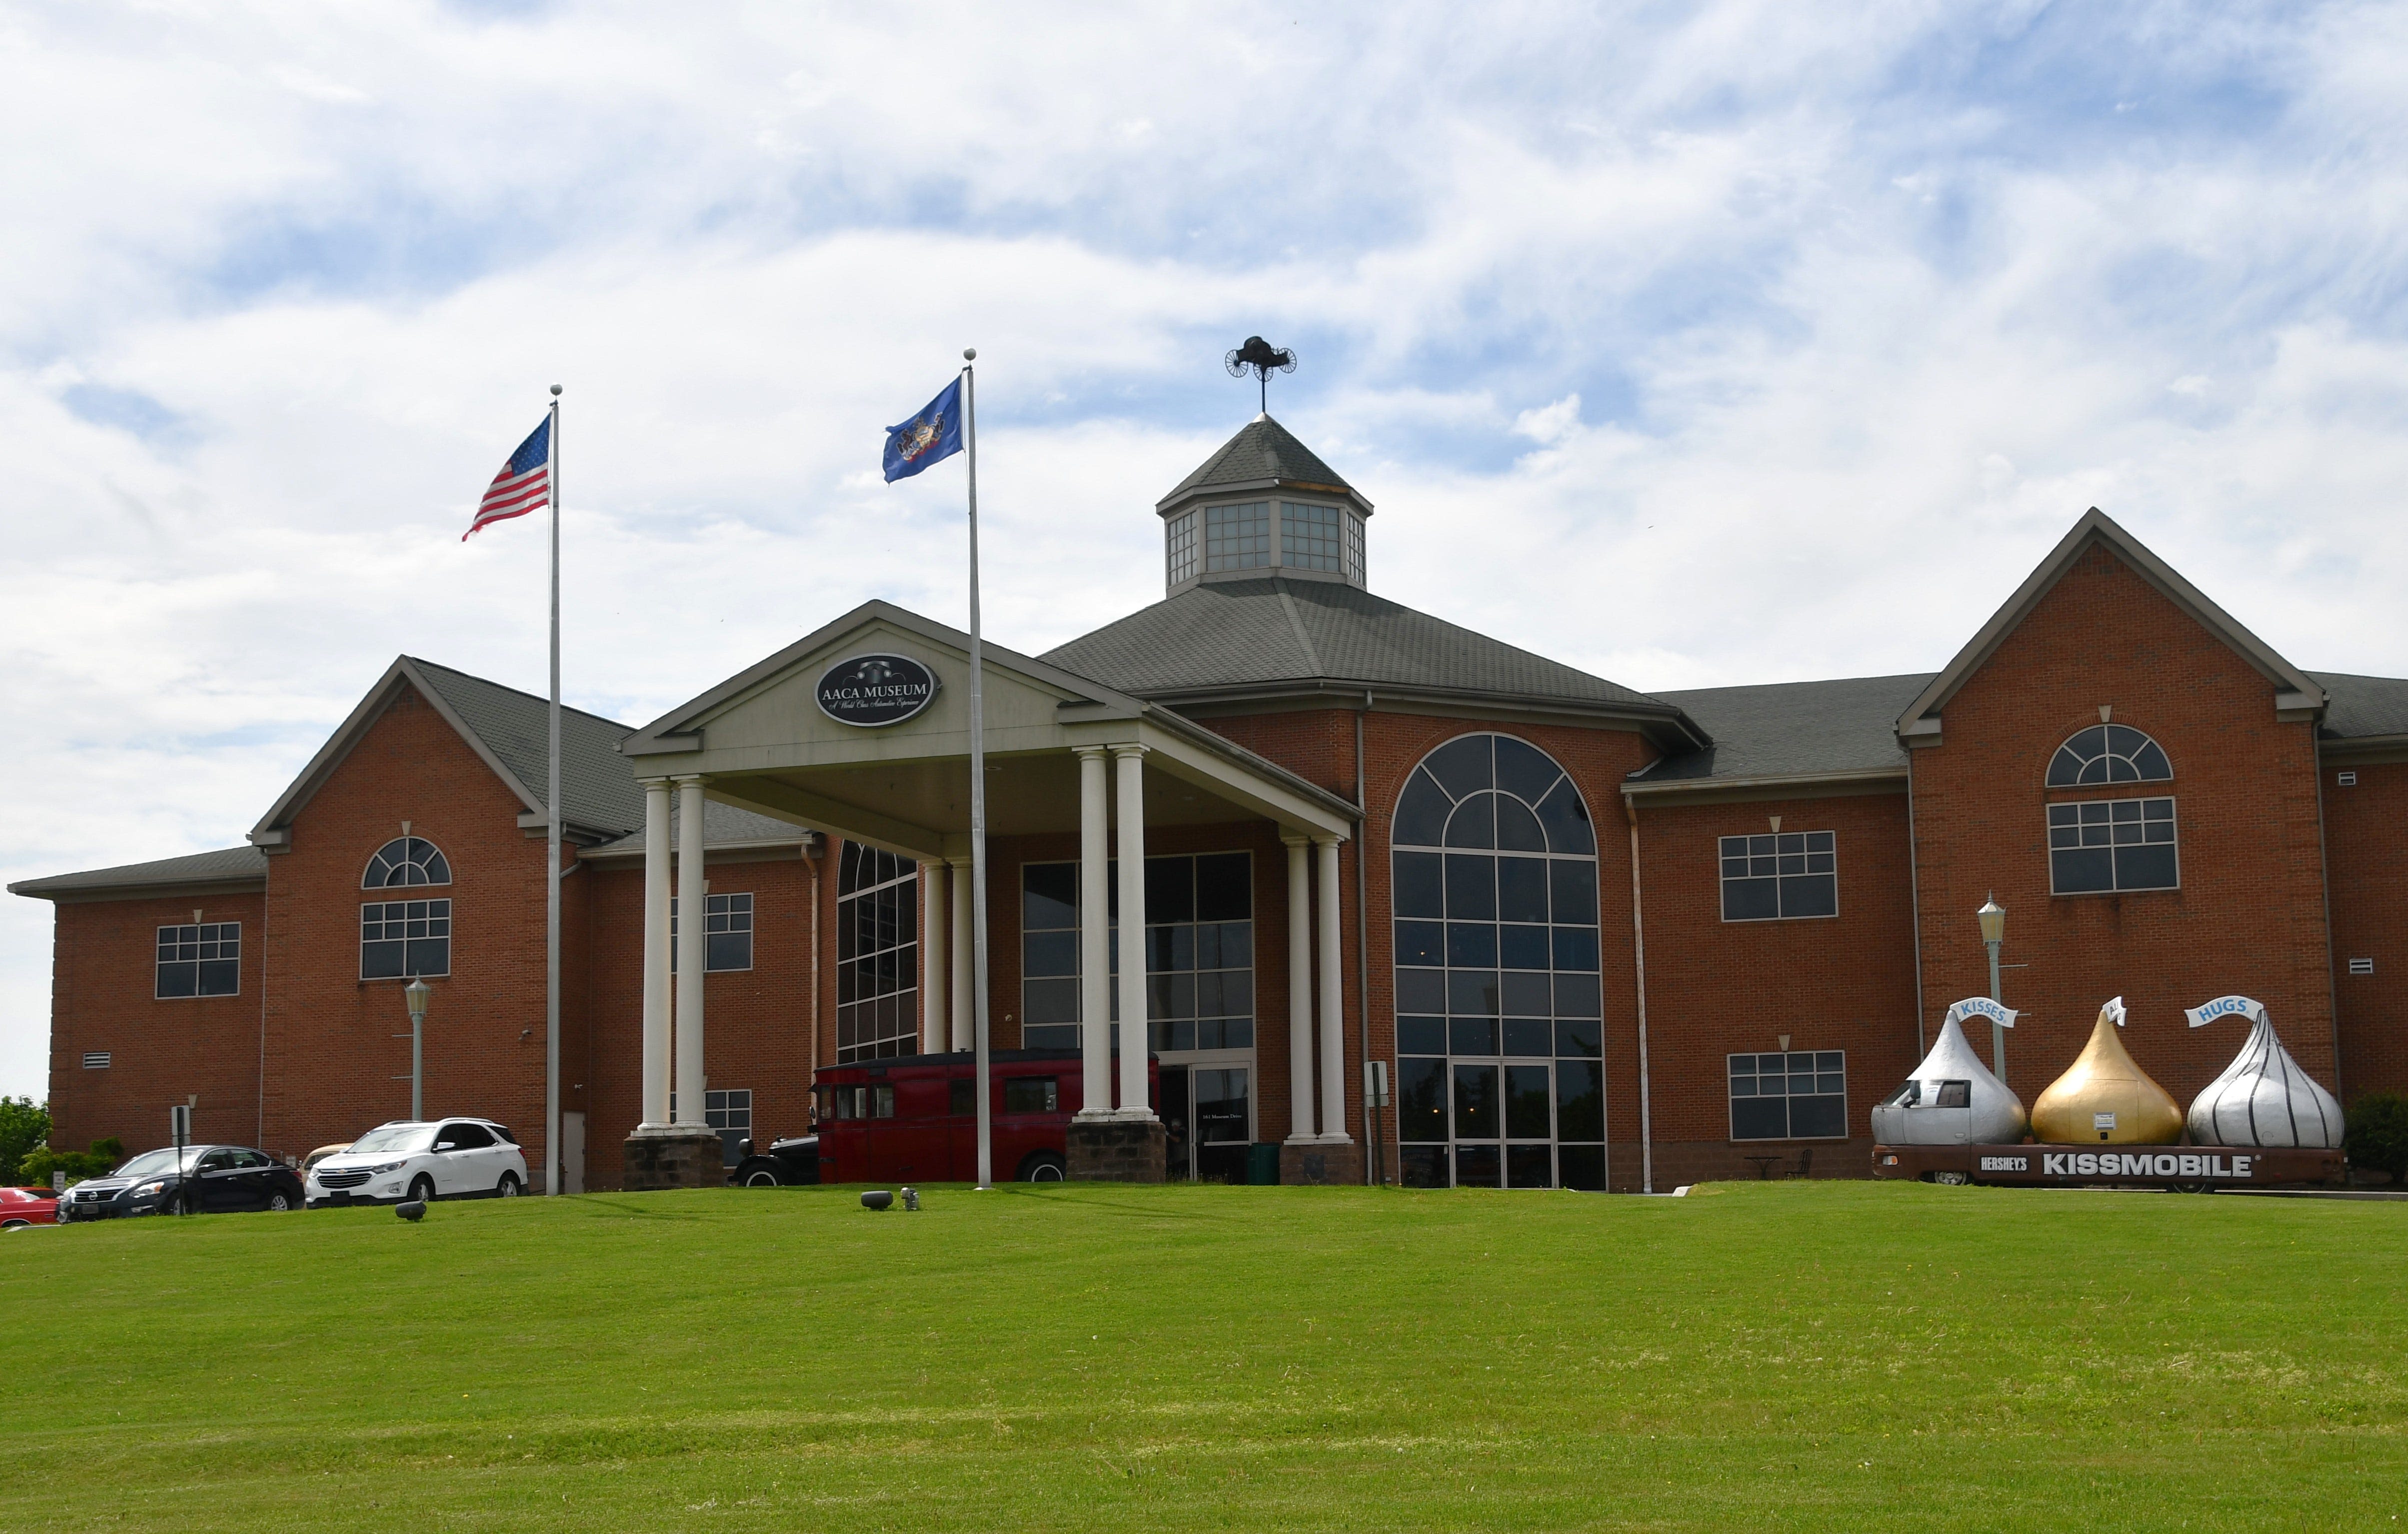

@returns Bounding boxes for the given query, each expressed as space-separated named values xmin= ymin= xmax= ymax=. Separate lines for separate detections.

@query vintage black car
xmin=56 ymin=1145 xmax=305 ymax=1220
xmin=730 ymin=1134 xmax=820 ymax=1187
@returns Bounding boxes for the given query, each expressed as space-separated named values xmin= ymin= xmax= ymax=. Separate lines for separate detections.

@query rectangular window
xmin=360 ymin=900 xmax=450 ymax=979
xmin=82 ymin=1052 xmax=111 ymax=1070
xmin=705 ymin=1088 xmax=751 ymax=1167
xmin=1167 ymin=511 xmax=1199 ymax=586
xmin=1203 ymin=502 xmax=1271 ymax=572
xmin=835 ymin=846 xmax=918 ymax=1062
xmin=672 ymin=892 xmax=754 ymax=972
xmin=1020 ymin=853 xmax=1255 ymax=1054
xmin=2350 ymin=957 xmax=2375 ymax=976
xmin=1718 ymin=832 xmax=1837 ymax=921
xmin=1280 ymin=502 xmax=1343 ymax=572
xmin=1003 ymin=1076 xmax=1060 ymax=1114
xmin=1729 ymin=1051 xmax=1847 ymax=1141
xmin=156 ymin=922 xmax=240 ymax=998
xmin=1343 ymin=510 xmax=1366 ymax=584
xmin=2047 ymin=798 xmax=2177 ymax=894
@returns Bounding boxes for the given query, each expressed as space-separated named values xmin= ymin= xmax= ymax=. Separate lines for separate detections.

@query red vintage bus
xmin=807 ymin=1048 xmax=1163 ymax=1184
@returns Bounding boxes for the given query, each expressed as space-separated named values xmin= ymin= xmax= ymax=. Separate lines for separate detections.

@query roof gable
xmin=1897 ymin=508 xmax=2325 ymax=740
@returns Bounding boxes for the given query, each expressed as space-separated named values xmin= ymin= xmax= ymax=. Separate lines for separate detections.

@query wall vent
xmin=2349 ymin=958 xmax=2375 ymax=976
xmin=81 ymin=1052 xmax=110 ymax=1070
xmin=2338 ymin=770 xmax=2358 ymax=787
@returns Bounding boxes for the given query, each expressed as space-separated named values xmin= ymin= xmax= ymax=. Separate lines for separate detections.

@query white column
xmin=949 ymin=856 xmax=974 ymax=1052
xmin=639 ymin=778 xmax=673 ymax=1128
xmin=1075 ymin=746 xmax=1112 ymax=1117
xmin=1113 ymin=744 xmax=1152 ymax=1118
xmin=1316 ymin=835 xmax=1350 ymax=1144
xmin=919 ymin=860 xmax=948 ymax=1054
xmin=1282 ymin=834 xmax=1315 ymax=1142
xmin=673 ymin=776 xmax=707 ymax=1126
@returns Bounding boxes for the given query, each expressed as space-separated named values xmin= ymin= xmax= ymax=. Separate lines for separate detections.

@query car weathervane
xmin=1224 ymin=335 xmax=1298 ymax=414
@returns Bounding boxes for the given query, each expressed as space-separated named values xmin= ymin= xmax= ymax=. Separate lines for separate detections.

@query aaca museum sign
xmin=815 ymin=654 xmax=939 ymax=727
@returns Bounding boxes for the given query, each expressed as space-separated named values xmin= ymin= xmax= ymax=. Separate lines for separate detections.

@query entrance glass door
xmin=1157 ymin=1061 xmax=1253 ymax=1182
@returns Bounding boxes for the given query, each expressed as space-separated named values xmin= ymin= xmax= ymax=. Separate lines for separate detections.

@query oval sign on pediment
xmin=814 ymin=653 xmax=940 ymax=728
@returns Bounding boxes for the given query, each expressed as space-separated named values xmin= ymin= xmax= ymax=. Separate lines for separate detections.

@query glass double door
xmin=1158 ymin=1059 xmax=1252 ymax=1182
xmin=1449 ymin=1059 xmax=1559 ymax=1188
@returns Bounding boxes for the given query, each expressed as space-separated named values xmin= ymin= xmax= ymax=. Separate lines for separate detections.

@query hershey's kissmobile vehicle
xmin=1873 ymin=1142 xmax=2346 ymax=1188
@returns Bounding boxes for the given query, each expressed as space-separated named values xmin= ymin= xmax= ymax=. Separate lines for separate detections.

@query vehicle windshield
xmin=114 ymin=1148 xmax=204 ymax=1180
xmin=346 ymin=1124 xmax=437 ymax=1154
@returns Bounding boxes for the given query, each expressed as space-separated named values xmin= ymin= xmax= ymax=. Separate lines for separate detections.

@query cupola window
xmin=1280 ymin=502 xmax=1344 ymax=572
xmin=1204 ymin=502 xmax=1272 ymax=572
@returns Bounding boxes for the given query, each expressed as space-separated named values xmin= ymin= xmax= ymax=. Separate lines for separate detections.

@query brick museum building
xmin=16 ymin=416 xmax=2408 ymax=1191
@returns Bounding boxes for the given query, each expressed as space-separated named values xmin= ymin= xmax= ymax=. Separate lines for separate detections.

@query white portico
xmin=616 ymin=600 xmax=1359 ymax=1184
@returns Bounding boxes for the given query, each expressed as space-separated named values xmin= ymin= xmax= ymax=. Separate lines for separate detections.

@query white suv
xmin=306 ymin=1118 xmax=528 ymax=1208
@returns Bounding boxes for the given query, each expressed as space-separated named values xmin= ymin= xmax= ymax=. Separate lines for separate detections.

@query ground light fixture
xmin=404 ymin=976 xmax=431 ymax=1121
xmin=861 ymin=1190 xmax=893 ymax=1211
xmin=1977 ymin=894 xmax=2008 ymax=1084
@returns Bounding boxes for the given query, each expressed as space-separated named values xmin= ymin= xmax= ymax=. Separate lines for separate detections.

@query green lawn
xmin=4 ymin=1180 xmax=2404 ymax=1532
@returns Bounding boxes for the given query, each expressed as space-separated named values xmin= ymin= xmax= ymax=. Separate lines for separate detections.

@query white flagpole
xmin=962 ymin=348 xmax=993 ymax=1191
xmin=545 ymin=384 xmax=563 ymax=1198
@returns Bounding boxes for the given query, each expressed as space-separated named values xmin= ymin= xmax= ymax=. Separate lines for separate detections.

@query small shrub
xmin=2344 ymin=1093 xmax=2408 ymax=1183
xmin=13 ymin=1140 xmax=125 ymax=1190
xmin=0 ymin=1098 xmax=47 ymax=1184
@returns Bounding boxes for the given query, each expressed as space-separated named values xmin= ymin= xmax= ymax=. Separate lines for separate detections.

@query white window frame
xmin=671 ymin=892 xmax=754 ymax=973
xmin=156 ymin=921 xmax=241 ymax=1000
xmin=1717 ymin=832 xmax=1839 ymax=922
xmin=2046 ymin=796 xmax=2179 ymax=896
xmin=360 ymin=898 xmax=453 ymax=979
xmin=1727 ymin=1050 xmax=1849 ymax=1142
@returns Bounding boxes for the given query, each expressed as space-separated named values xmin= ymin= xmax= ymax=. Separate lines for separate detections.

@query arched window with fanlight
xmin=2044 ymin=724 xmax=2180 ymax=895
xmin=360 ymin=836 xmax=452 ymax=978
xmin=1390 ymin=733 xmax=1605 ymax=1192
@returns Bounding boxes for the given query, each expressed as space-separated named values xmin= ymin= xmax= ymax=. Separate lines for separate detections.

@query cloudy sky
xmin=4 ymin=2 xmax=2406 ymax=1100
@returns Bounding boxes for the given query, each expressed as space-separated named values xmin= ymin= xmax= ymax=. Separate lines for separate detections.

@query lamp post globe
xmin=1977 ymin=896 xmax=2006 ymax=948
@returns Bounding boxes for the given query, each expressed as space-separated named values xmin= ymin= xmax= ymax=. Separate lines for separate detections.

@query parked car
xmin=305 ymin=1118 xmax=527 ymax=1207
xmin=1 ymin=1186 xmax=59 ymax=1228
xmin=301 ymin=1143 xmax=352 ymax=1176
xmin=802 ymin=1049 xmax=1159 ymax=1185
xmin=730 ymin=1134 xmax=819 ymax=1187
xmin=56 ymin=1146 xmax=304 ymax=1220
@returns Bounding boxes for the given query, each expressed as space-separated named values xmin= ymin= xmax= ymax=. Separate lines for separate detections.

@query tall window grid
xmin=1729 ymin=1052 xmax=1847 ymax=1140
xmin=1280 ymin=502 xmax=1343 ymax=572
xmin=836 ymin=845 xmax=918 ymax=1062
xmin=670 ymin=892 xmax=754 ymax=972
xmin=361 ymin=900 xmax=451 ymax=978
xmin=1719 ymin=832 xmax=1837 ymax=921
xmin=1204 ymin=502 xmax=1272 ymax=572
xmin=706 ymin=1088 xmax=751 ymax=1168
xmin=1020 ymin=854 xmax=1254 ymax=1053
xmin=1167 ymin=511 xmax=1199 ymax=586
xmin=1391 ymin=732 xmax=1605 ymax=1191
xmin=1343 ymin=509 xmax=1366 ymax=584
xmin=2048 ymin=798 xmax=2178 ymax=894
xmin=156 ymin=922 xmax=239 ymax=998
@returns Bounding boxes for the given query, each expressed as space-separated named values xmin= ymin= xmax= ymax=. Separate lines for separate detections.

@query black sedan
xmin=56 ymin=1145 xmax=305 ymax=1220
xmin=730 ymin=1134 xmax=819 ymax=1187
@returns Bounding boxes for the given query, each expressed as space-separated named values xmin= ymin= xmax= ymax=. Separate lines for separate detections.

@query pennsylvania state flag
xmin=883 ymin=378 xmax=964 ymax=482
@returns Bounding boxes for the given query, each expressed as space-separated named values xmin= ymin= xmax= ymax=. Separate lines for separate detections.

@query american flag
xmin=463 ymin=414 xmax=551 ymax=540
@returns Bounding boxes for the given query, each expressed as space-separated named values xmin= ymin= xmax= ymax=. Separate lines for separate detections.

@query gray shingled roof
xmin=10 ymin=844 xmax=267 ymax=898
xmin=1041 ymin=576 xmax=1679 ymax=718
xmin=1634 ymin=674 xmax=1935 ymax=785
xmin=2314 ymin=672 xmax=2408 ymax=740
xmin=1157 ymin=415 xmax=1358 ymax=508
xmin=585 ymin=800 xmax=812 ymax=860
xmin=407 ymin=657 xmax=646 ymax=837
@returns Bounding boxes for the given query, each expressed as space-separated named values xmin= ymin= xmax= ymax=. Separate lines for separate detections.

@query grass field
xmin=3 ymin=1180 xmax=2405 ymax=1532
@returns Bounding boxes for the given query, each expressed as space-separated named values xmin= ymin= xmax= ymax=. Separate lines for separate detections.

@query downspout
xmin=2313 ymin=734 xmax=2344 ymax=1100
xmin=256 ymin=884 xmax=269 ymax=1151
xmin=1356 ymin=693 xmax=1373 ymax=1184
xmin=1905 ymin=743 xmax=1928 ymax=1057
xmin=808 ymin=836 xmax=823 ymax=1097
xmin=1624 ymin=794 xmax=1653 ymax=1194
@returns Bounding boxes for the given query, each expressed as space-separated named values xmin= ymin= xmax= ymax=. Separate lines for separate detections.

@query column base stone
xmin=1068 ymin=1118 xmax=1167 ymax=1182
xmin=1280 ymin=1140 xmax=1363 ymax=1186
xmin=622 ymin=1126 xmax=724 ymax=1190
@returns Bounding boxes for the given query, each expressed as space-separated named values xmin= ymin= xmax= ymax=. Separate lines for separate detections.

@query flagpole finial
xmin=550 ymin=384 xmax=562 ymax=396
xmin=962 ymin=348 xmax=976 ymax=362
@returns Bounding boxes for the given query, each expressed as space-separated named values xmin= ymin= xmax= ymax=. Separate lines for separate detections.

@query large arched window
xmin=363 ymin=836 xmax=451 ymax=887
xmin=1391 ymin=734 xmax=1605 ymax=1192
xmin=2046 ymin=724 xmax=2172 ymax=786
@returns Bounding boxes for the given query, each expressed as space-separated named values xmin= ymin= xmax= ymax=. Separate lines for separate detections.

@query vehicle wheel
xmin=496 ymin=1173 xmax=521 ymax=1198
xmin=408 ymin=1174 xmax=436 ymax=1204
xmin=741 ymin=1164 xmax=785 ymax=1188
xmin=1018 ymin=1151 xmax=1068 ymax=1182
xmin=266 ymin=1192 xmax=294 ymax=1212
xmin=2 ymin=1218 xmax=26 ymax=1230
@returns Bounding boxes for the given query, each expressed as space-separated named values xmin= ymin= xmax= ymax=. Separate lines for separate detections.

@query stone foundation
xmin=622 ymin=1126 xmax=726 ymax=1190
xmin=1068 ymin=1118 xmax=1167 ymax=1182
xmin=1280 ymin=1140 xmax=1364 ymax=1186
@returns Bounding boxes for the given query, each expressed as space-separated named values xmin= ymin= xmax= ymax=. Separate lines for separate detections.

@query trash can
xmin=1246 ymin=1142 xmax=1280 ymax=1186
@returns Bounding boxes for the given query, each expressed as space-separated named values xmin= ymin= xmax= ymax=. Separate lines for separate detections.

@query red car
xmin=1 ymin=1186 xmax=59 ymax=1228
xmin=803 ymin=1048 xmax=1159 ymax=1184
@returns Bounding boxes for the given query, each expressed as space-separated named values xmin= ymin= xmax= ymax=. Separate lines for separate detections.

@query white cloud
xmin=3 ymin=2 xmax=2407 ymax=1098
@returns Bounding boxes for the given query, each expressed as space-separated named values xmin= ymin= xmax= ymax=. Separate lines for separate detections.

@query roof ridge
xmin=403 ymin=654 xmax=635 ymax=734
xmin=1273 ymin=580 xmax=1325 ymax=676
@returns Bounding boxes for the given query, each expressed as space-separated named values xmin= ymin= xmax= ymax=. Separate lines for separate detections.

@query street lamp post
xmin=1976 ymin=894 xmax=2007 ymax=1084
xmin=404 ymin=978 xmax=431 ymax=1120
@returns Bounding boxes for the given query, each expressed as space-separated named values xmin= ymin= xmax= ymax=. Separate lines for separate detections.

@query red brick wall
xmin=43 ymin=890 xmax=266 ymax=1158
xmin=1628 ymin=790 xmax=1920 ymax=1188
xmin=1907 ymin=542 xmax=2337 ymax=1121
xmin=2323 ymin=756 xmax=2408 ymax=1104
xmin=260 ymin=683 xmax=552 ymax=1173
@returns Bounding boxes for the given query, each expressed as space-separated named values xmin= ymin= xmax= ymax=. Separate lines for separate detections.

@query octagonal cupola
xmin=1156 ymin=414 xmax=1373 ymax=596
